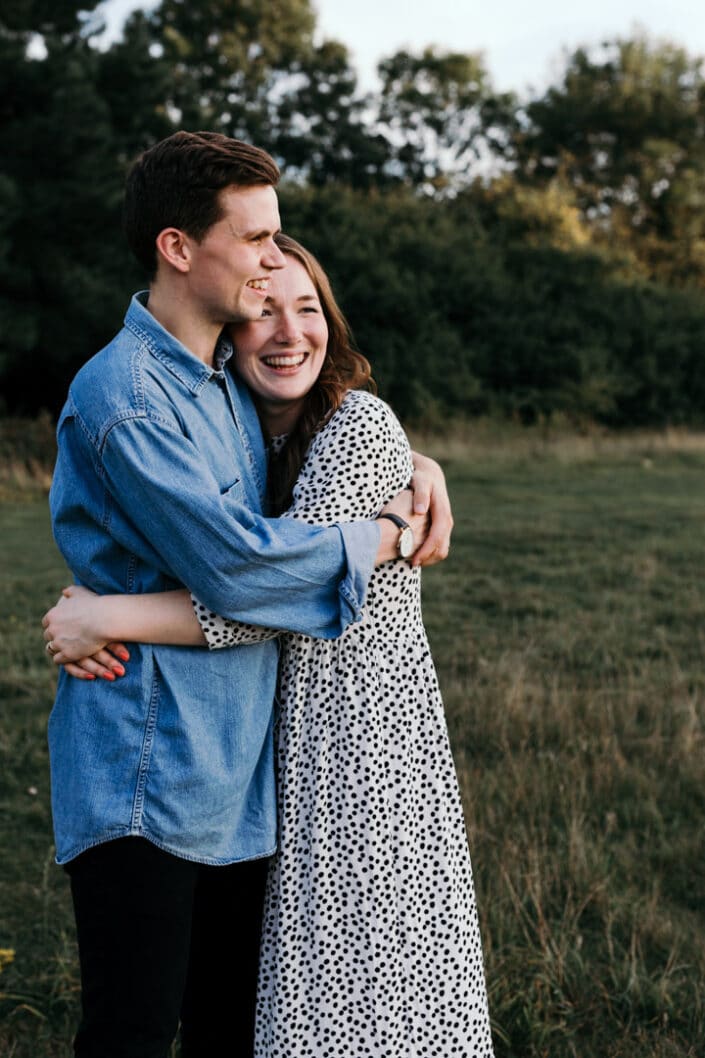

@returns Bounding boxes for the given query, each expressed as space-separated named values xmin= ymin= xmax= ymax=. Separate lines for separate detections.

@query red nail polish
xmin=84 ymin=674 xmax=96 ymax=680
xmin=112 ymin=664 xmax=125 ymax=677
xmin=117 ymin=650 xmax=129 ymax=661
xmin=102 ymin=672 xmax=115 ymax=682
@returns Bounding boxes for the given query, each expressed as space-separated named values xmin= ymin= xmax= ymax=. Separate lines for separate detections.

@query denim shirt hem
xmin=55 ymin=827 xmax=277 ymax=867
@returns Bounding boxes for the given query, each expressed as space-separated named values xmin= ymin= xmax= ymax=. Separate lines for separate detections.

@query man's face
xmin=186 ymin=184 xmax=286 ymax=325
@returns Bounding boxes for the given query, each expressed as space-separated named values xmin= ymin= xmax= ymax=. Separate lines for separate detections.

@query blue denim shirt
xmin=48 ymin=292 xmax=379 ymax=865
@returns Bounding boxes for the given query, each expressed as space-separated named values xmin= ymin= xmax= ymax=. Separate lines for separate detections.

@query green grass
xmin=428 ymin=442 xmax=705 ymax=1058
xmin=2 ymin=435 xmax=705 ymax=1056
xmin=0 ymin=501 xmax=77 ymax=1056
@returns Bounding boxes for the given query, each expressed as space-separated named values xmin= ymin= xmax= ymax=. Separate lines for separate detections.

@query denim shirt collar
xmin=124 ymin=292 xmax=233 ymax=397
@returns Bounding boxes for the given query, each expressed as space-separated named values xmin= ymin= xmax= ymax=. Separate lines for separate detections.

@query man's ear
xmin=155 ymin=228 xmax=192 ymax=274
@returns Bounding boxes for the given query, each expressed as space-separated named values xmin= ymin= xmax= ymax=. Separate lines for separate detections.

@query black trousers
xmin=65 ymin=837 xmax=269 ymax=1058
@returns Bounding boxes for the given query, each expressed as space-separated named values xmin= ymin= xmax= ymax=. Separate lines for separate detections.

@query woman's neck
xmin=255 ymin=397 xmax=305 ymax=439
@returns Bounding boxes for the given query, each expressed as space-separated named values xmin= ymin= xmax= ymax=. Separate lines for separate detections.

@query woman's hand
xmin=42 ymin=586 xmax=130 ymax=677
xmin=60 ymin=650 xmax=129 ymax=682
xmin=408 ymin=451 xmax=454 ymax=566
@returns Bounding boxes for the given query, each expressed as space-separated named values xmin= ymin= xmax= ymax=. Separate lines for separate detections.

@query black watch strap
xmin=377 ymin=513 xmax=409 ymax=531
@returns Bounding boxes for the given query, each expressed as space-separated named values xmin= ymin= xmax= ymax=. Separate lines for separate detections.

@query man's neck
xmin=146 ymin=286 xmax=222 ymax=367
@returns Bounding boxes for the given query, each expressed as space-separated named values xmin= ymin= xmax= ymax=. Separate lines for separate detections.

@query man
xmin=46 ymin=131 xmax=452 ymax=1058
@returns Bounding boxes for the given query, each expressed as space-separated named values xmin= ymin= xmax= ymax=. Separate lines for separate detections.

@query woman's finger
xmin=92 ymin=648 xmax=126 ymax=675
xmin=63 ymin=663 xmax=97 ymax=681
xmin=106 ymin=642 xmax=130 ymax=663
xmin=55 ymin=651 xmax=122 ymax=680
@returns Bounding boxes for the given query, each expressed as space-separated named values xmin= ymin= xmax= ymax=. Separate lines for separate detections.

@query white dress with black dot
xmin=193 ymin=389 xmax=494 ymax=1057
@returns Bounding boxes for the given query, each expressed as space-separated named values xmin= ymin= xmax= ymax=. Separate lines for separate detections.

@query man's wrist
xmin=377 ymin=513 xmax=414 ymax=558
xmin=375 ymin=517 xmax=400 ymax=563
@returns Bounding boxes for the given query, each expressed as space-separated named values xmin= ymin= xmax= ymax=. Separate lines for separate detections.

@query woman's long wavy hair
xmin=259 ymin=233 xmax=376 ymax=514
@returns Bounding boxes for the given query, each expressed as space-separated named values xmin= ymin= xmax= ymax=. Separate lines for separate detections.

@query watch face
xmin=399 ymin=526 xmax=414 ymax=559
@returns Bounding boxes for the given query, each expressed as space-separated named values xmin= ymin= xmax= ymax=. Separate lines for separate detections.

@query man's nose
xmin=262 ymin=239 xmax=286 ymax=270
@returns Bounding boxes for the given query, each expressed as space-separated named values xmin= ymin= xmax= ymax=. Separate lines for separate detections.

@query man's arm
xmin=407 ymin=450 xmax=454 ymax=566
xmin=57 ymin=412 xmax=423 ymax=641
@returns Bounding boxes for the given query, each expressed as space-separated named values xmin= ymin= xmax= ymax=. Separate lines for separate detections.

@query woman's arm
xmin=43 ymin=581 xmax=281 ymax=678
xmin=43 ymin=585 xmax=205 ymax=668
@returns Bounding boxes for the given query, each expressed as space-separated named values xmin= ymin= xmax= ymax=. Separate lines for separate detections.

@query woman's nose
xmin=275 ymin=311 xmax=301 ymax=343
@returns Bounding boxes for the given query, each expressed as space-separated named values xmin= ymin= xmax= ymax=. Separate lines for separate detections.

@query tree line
xmin=4 ymin=0 xmax=705 ymax=426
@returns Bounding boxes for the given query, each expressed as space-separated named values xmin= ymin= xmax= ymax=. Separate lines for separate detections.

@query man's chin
xmin=231 ymin=300 xmax=265 ymax=324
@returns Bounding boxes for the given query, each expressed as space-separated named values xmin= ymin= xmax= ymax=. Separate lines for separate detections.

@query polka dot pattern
xmin=194 ymin=390 xmax=493 ymax=1056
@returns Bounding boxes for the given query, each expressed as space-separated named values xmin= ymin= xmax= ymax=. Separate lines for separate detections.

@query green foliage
xmin=512 ymin=34 xmax=705 ymax=283
xmin=2 ymin=4 xmax=705 ymax=426
xmin=268 ymin=40 xmax=394 ymax=189
xmin=376 ymin=46 xmax=509 ymax=192
xmin=1 ymin=0 xmax=100 ymax=36
xmin=281 ymin=181 xmax=705 ymax=427
xmin=147 ymin=0 xmax=317 ymax=143
xmin=0 ymin=4 xmax=156 ymax=412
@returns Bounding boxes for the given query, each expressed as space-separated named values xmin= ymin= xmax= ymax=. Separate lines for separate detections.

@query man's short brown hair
xmin=124 ymin=131 xmax=280 ymax=277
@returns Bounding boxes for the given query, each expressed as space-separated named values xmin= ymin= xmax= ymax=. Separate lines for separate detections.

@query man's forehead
xmin=218 ymin=183 xmax=280 ymax=225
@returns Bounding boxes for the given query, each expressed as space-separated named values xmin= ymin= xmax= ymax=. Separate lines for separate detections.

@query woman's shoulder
xmin=302 ymin=389 xmax=411 ymax=475
xmin=326 ymin=388 xmax=405 ymax=438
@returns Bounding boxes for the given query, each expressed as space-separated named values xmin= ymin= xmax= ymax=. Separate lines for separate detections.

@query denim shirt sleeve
xmin=101 ymin=414 xmax=379 ymax=639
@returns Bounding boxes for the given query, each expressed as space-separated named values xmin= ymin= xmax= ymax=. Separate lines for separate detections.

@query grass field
xmin=2 ymin=431 xmax=705 ymax=1056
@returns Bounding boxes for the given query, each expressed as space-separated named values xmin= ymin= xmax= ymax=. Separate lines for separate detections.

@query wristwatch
xmin=377 ymin=513 xmax=414 ymax=559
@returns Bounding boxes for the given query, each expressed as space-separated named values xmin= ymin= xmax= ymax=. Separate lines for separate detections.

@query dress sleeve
xmin=192 ymin=596 xmax=280 ymax=649
xmin=192 ymin=391 xmax=411 ymax=650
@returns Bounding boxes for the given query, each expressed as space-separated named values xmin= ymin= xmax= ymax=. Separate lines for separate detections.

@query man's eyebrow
xmin=240 ymin=226 xmax=282 ymax=240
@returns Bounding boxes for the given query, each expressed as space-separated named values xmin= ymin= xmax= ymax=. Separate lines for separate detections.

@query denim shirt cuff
xmin=335 ymin=520 xmax=380 ymax=625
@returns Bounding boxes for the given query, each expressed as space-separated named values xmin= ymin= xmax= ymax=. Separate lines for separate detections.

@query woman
xmin=44 ymin=235 xmax=494 ymax=1057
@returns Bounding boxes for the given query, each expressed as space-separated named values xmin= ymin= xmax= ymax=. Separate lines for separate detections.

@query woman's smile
xmin=261 ymin=351 xmax=309 ymax=370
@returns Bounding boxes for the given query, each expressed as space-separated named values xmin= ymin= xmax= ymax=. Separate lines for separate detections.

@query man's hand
xmin=408 ymin=450 xmax=454 ymax=566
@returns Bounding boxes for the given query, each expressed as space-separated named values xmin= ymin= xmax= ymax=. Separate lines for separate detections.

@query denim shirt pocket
xmin=220 ymin=477 xmax=244 ymax=498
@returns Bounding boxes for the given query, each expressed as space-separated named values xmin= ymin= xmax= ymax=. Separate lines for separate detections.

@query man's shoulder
xmin=65 ymin=320 xmax=184 ymax=446
xmin=65 ymin=326 xmax=148 ymax=436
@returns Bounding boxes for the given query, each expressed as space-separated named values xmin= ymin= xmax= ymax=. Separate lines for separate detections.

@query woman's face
xmin=231 ymin=255 xmax=328 ymax=433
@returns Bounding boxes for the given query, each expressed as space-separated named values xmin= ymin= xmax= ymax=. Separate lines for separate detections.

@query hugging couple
xmin=43 ymin=131 xmax=494 ymax=1058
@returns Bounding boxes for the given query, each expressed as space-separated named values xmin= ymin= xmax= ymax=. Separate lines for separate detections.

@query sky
xmin=100 ymin=0 xmax=705 ymax=96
